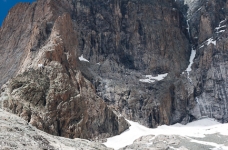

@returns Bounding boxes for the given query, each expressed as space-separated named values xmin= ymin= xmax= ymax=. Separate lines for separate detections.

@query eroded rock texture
xmin=71 ymin=0 xmax=191 ymax=127
xmin=0 ymin=109 xmax=112 ymax=150
xmin=0 ymin=0 xmax=129 ymax=140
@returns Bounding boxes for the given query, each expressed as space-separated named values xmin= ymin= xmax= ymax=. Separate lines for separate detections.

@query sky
xmin=0 ymin=0 xmax=35 ymax=26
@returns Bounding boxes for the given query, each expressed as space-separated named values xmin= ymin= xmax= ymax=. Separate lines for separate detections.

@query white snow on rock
xmin=217 ymin=30 xmax=226 ymax=33
xmin=182 ymin=16 xmax=196 ymax=76
xmin=79 ymin=55 xmax=89 ymax=62
xmin=186 ymin=49 xmax=196 ymax=72
xmin=103 ymin=118 xmax=228 ymax=150
xmin=199 ymin=45 xmax=204 ymax=49
xmin=139 ymin=73 xmax=168 ymax=83
xmin=182 ymin=48 xmax=201 ymax=82
xmin=215 ymin=19 xmax=226 ymax=34
xmin=207 ymin=38 xmax=217 ymax=46
xmin=38 ymin=64 xmax=43 ymax=68
xmin=215 ymin=25 xmax=226 ymax=30
xmin=198 ymin=19 xmax=226 ymax=50
xmin=220 ymin=19 xmax=227 ymax=24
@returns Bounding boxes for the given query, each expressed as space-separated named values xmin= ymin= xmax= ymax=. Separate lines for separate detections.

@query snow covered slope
xmin=104 ymin=118 xmax=228 ymax=150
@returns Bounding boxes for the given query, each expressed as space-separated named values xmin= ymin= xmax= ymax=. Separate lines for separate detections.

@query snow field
xmin=139 ymin=73 xmax=168 ymax=83
xmin=104 ymin=118 xmax=228 ymax=150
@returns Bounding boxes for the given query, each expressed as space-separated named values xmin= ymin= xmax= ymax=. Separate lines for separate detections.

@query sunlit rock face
xmin=0 ymin=0 xmax=129 ymax=140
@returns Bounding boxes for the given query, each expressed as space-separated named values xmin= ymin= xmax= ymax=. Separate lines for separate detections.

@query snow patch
xmin=103 ymin=118 xmax=228 ymax=150
xmin=182 ymin=17 xmax=197 ymax=79
xmin=199 ymin=45 xmax=204 ymax=49
xmin=139 ymin=73 xmax=168 ymax=83
xmin=196 ymin=7 xmax=202 ymax=11
xmin=186 ymin=49 xmax=196 ymax=72
xmin=207 ymin=38 xmax=217 ymax=46
xmin=220 ymin=19 xmax=227 ymax=24
xmin=217 ymin=30 xmax=226 ymax=33
xmin=79 ymin=55 xmax=89 ymax=62
xmin=215 ymin=25 xmax=226 ymax=30
xmin=215 ymin=19 xmax=226 ymax=34
xmin=38 ymin=64 xmax=43 ymax=68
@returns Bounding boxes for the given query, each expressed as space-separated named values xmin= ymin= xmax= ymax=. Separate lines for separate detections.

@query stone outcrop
xmin=1 ymin=67 xmax=128 ymax=140
xmin=0 ymin=109 xmax=112 ymax=150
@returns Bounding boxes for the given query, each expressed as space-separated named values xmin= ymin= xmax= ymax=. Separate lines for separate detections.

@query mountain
xmin=0 ymin=0 xmax=228 ymax=147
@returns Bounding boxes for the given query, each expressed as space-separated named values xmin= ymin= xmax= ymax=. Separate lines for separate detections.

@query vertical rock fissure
xmin=185 ymin=19 xmax=196 ymax=84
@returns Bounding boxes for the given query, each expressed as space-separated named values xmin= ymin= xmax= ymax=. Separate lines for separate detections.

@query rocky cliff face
xmin=1 ymin=0 xmax=228 ymax=142
xmin=184 ymin=0 xmax=228 ymax=123
xmin=72 ymin=0 xmax=191 ymax=127
xmin=0 ymin=0 xmax=129 ymax=140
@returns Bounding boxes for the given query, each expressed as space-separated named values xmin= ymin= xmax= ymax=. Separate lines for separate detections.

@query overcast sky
xmin=0 ymin=0 xmax=35 ymax=26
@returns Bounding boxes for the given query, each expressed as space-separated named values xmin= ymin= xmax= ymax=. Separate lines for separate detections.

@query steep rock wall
xmin=186 ymin=0 xmax=228 ymax=122
xmin=0 ymin=0 xmax=129 ymax=140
